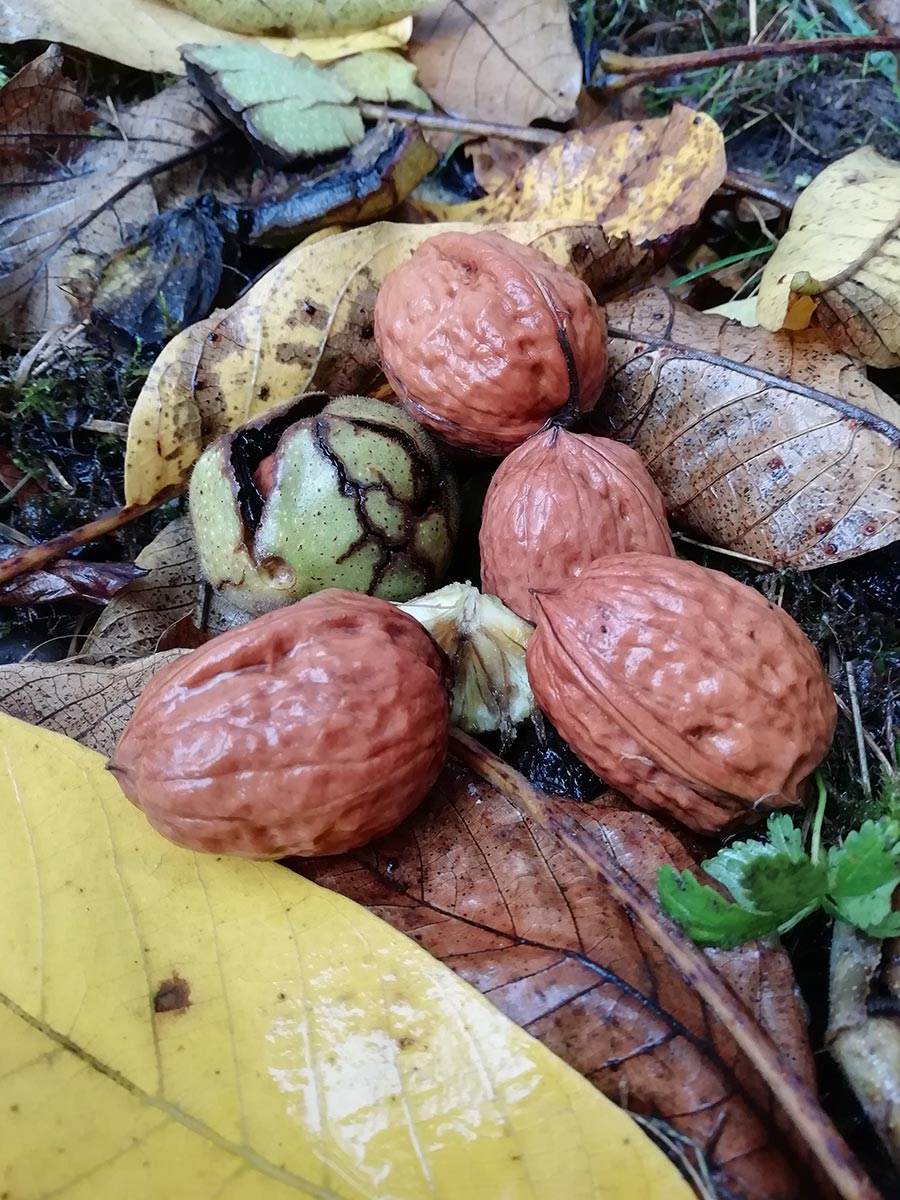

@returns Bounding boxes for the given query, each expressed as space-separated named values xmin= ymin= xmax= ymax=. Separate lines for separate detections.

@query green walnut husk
xmin=189 ymin=393 xmax=459 ymax=613
xmin=398 ymin=582 xmax=534 ymax=741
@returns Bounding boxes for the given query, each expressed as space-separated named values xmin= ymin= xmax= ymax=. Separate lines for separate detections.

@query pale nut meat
xmin=526 ymin=554 xmax=836 ymax=834
xmin=374 ymin=230 xmax=607 ymax=454
xmin=479 ymin=428 xmax=675 ymax=621
xmin=109 ymin=590 xmax=450 ymax=857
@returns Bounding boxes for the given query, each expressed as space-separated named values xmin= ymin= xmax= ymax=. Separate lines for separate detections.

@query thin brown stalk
xmin=357 ymin=103 xmax=560 ymax=145
xmin=597 ymin=35 xmax=900 ymax=90
xmin=0 ymin=486 xmax=183 ymax=588
xmin=449 ymin=728 xmax=881 ymax=1200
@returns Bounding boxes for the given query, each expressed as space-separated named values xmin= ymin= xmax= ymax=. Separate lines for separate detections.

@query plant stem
xmin=357 ymin=103 xmax=560 ymax=145
xmin=448 ymin=728 xmax=880 ymax=1200
xmin=597 ymin=34 xmax=900 ymax=90
xmin=811 ymin=772 xmax=828 ymax=866
xmin=0 ymin=487 xmax=183 ymax=587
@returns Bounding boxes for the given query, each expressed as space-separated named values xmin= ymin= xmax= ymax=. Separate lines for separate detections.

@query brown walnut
xmin=479 ymin=428 xmax=674 ymax=621
xmin=109 ymin=590 xmax=449 ymax=857
xmin=374 ymin=231 xmax=607 ymax=454
xmin=526 ymin=554 xmax=836 ymax=834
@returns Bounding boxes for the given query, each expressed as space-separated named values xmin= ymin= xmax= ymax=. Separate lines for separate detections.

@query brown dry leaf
xmin=409 ymin=0 xmax=580 ymax=127
xmin=0 ymin=43 xmax=92 ymax=156
xmin=303 ymin=762 xmax=812 ymax=1200
xmin=0 ymin=652 xmax=185 ymax=756
xmin=81 ymin=518 xmax=202 ymax=664
xmin=0 ymin=58 xmax=225 ymax=342
xmin=0 ymin=0 xmax=415 ymax=75
xmin=0 ymin=552 xmax=142 ymax=607
xmin=829 ymin=921 xmax=900 ymax=1167
xmin=466 ymin=136 xmax=536 ymax=192
xmin=124 ymin=220 xmax=652 ymax=503
xmin=600 ymin=288 xmax=900 ymax=568
xmin=758 ymin=147 xmax=900 ymax=367
xmin=422 ymin=107 xmax=727 ymax=245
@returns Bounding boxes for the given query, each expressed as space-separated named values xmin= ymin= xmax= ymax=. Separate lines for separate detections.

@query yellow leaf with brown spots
xmin=0 ymin=712 xmax=691 ymax=1200
xmin=124 ymin=220 xmax=651 ymax=503
xmin=758 ymin=147 xmax=900 ymax=367
xmin=418 ymin=107 xmax=726 ymax=244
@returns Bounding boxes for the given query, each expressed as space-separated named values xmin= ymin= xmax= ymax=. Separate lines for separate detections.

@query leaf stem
xmin=357 ymin=104 xmax=560 ymax=145
xmin=596 ymin=34 xmax=900 ymax=90
xmin=811 ymin=772 xmax=828 ymax=866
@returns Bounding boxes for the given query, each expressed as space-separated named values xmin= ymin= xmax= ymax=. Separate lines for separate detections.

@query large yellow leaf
xmin=0 ymin=713 xmax=688 ymax=1199
xmin=758 ymin=147 xmax=900 ymax=367
xmin=0 ymin=0 xmax=414 ymax=75
xmin=124 ymin=220 xmax=648 ymax=503
xmin=420 ymin=107 xmax=726 ymax=244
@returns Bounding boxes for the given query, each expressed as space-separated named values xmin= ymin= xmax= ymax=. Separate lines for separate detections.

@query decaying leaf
xmin=69 ymin=198 xmax=236 ymax=346
xmin=0 ymin=0 xmax=416 ymax=75
xmin=0 ymin=58 xmax=224 ymax=341
xmin=236 ymin=122 xmax=437 ymax=245
xmin=305 ymin=762 xmax=814 ymax=1200
xmin=829 ymin=920 xmax=900 ymax=1167
xmin=81 ymin=518 xmax=202 ymax=664
xmin=0 ymin=43 xmax=92 ymax=159
xmin=409 ymin=0 xmax=581 ymax=126
xmin=124 ymin=220 xmax=653 ymax=503
xmin=0 ymin=713 xmax=688 ymax=1200
xmin=423 ymin=107 xmax=727 ymax=245
xmin=758 ymin=147 xmax=900 ymax=367
xmin=0 ymin=550 xmax=142 ymax=607
xmin=169 ymin=0 xmax=432 ymax=34
xmin=600 ymin=288 xmax=900 ymax=568
xmin=183 ymin=43 xmax=428 ymax=161
xmin=0 ymin=652 xmax=185 ymax=755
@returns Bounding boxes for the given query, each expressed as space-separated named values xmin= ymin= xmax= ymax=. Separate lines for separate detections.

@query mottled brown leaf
xmin=410 ymin=0 xmax=581 ymax=127
xmin=0 ymin=651 xmax=184 ymax=756
xmin=81 ymin=518 xmax=201 ymax=664
xmin=302 ymin=762 xmax=813 ymax=1200
xmin=600 ymin=288 xmax=900 ymax=568
xmin=0 ymin=44 xmax=92 ymax=168
xmin=0 ymin=61 xmax=224 ymax=341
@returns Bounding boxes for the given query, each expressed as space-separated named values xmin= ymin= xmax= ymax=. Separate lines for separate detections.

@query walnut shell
xmin=375 ymin=231 xmax=607 ymax=454
xmin=109 ymin=590 xmax=449 ymax=857
xmin=526 ymin=554 xmax=836 ymax=833
xmin=480 ymin=428 xmax=674 ymax=621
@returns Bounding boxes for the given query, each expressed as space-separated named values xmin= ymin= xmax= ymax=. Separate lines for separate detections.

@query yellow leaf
xmin=419 ymin=107 xmax=726 ymax=245
xmin=0 ymin=714 xmax=689 ymax=1199
xmin=0 ymin=0 xmax=413 ymax=75
xmin=758 ymin=146 xmax=900 ymax=367
xmin=169 ymin=0 xmax=431 ymax=35
xmin=124 ymin=220 xmax=648 ymax=503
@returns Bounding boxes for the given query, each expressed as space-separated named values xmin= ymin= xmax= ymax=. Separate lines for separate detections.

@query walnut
xmin=480 ymin=427 xmax=674 ymax=621
xmin=109 ymin=590 xmax=449 ymax=857
xmin=375 ymin=231 xmax=607 ymax=454
xmin=526 ymin=554 xmax=836 ymax=834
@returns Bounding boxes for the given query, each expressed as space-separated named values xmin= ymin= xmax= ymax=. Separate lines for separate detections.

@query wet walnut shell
xmin=526 ymin=554 xmax=836 ymax=834
xmin=374 ymin=231 xmax=607 ymax=454
xmin=109 ymin=590 xmax=450 ymax=857
xmin=189 ymin=393 xmax=459 ymax=614
xmin=480 ymin=428 xmax=674 ymax=621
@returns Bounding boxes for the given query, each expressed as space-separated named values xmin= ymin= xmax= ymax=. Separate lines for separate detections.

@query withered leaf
xmin=124 ymin=220 xmax=652 ymax=503
xmin=0 ymin=550 xmax=142 ymax=607
xmin=0 ymin=59 xmax=225 ymax=342
xmin=0 ymin=44 xmax=92 ymax=165
xmin=81 ymin=518 xmax=202 ymax=664
xmin=0 ymin=652 xmax=185 ymax=757
xmin=423 ymin=107 xmax=727 ymax=246
xmin=302 ymin=762 xmax=812 ymax=1200
xmin=600 ymin=288 xmax=900 ymax=568
xmin=410 ymin=0 xmax=581 ymax=127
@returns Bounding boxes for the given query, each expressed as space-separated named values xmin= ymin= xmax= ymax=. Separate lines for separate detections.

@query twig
xmin=845 ymin=661 xmax=873 ymax=800
xmin=597 ymin=34 xmax=900 ymax=89
xmin=671 ymin=531 xmax=773 ymax=566
xmin=448 ymin=729 xmax=880 ymax=1200
xmin=357 ymin=103 xmax=560 ymax=145
xmin=833 ymin=691 xmax=895 ymax=780
xmin=0 ymin=486 xmax=183 ymax=588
